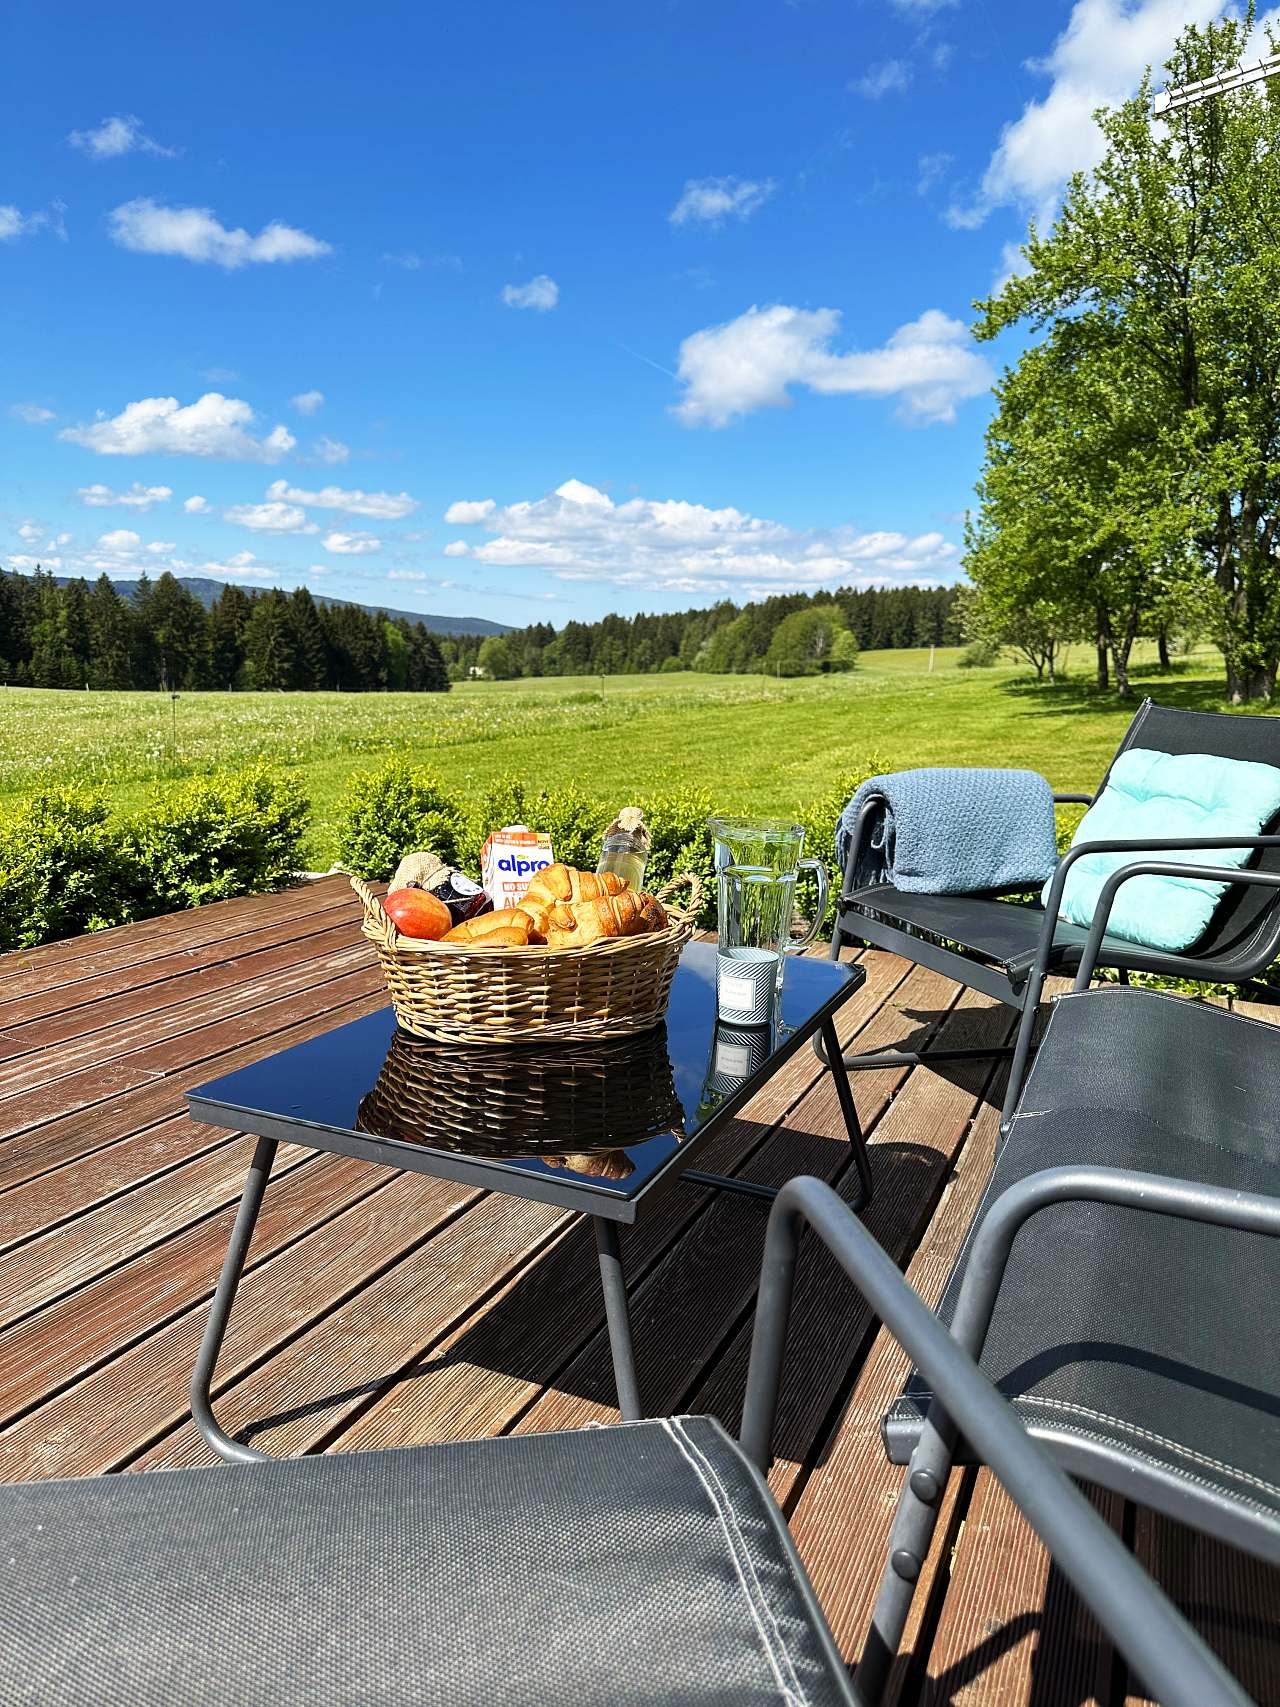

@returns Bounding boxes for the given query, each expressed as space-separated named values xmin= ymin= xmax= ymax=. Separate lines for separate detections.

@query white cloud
xmin=669 ymin=176 xmax=776 ymax=228
xmin=225 ymin=499 xmax=320 ymax=534
xmin=291 ymin=389 xmax=324 ymax=415
xmin=851 ymin=59 xmax=912 ymax=97
xmin=68 ymin=114 xmax=176 ymax=159
xmin=674 ymin=303 xmax=992 ymax=427
xmin=388 ymin=568 xmax=428 ymax=580
xmin=916 ymin=151 xmax=953 ymax=195
xmin=184 ymin=494 xmax=209 ymax=513
xmin=948 ymin=0 xmax=1235 ymax=228
xmin=439 ymin=476 xmax=960 ymax=596
xmin=0 ymin=203 xmax=64 ymax=242
xmin=9 ymin=402 xmax=56 ymax=424
xmin=324 ymin=530 xmax=381 ymax=555
xmin=311 ymin=435 xmax=349 ymax=464
xmin=444 ymin=498 xmax=496 ymax=525
xmin=189 ymin=550 xmax=272 ymax=580
xmin=107 ymin=198 xmax=332 ymax=268
xmin=502 ymin=274 xmax=559 ymax=311
xmin=266 ymin=478 xmax=418 ymax=519
xmin=60 ymin=392 xmax=297 ymax=460
xmin=381 ymin=250 xmax=463 ymax=272
xmin=146 ymin=539 xmax=176 ymax=553
xmin=17 ymin=520 xmax=42 ymax=544
xmin=77 ymin=482 xmax=173 ymax=510
xmin=96 ymin=528 xmax=143 ymax=551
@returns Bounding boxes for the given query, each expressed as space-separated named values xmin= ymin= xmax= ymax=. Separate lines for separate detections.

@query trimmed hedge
xmin=0 ymin=750 xmax=885 ymax=948
xmin=0 ymin=766 xmax=309 ymax=951
xmin=334 ymin=758 xmax=888 ymax=929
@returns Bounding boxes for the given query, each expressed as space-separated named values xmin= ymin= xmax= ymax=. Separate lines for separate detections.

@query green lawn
xmin=0 ymin=643 xmax=1253 ymax=865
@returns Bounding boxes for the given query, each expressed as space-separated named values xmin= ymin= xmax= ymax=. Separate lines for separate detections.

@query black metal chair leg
xmin=191 ymin=1134 xmax=278 ymax=1464
xmin=594 ymin=1218 xmax=642 ymax=1421
xmin=821 ymin=1017 xmax=873 ymax=1210
xmin=859 ymin=1419 xmax=959 ymax=1703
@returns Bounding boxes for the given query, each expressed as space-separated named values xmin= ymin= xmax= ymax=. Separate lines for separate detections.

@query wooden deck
xmin=1 ymin=874 xmax=1276 ymax=1704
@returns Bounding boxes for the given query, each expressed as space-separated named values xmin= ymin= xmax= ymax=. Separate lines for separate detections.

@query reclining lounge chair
xmin=828 ymin=699 xmax=1280 ymax=1119
xmin=0 ymin=1176 xmax=1254 ymax=1706
xmin=860 ymin=889 xmax=1280 ymax=1701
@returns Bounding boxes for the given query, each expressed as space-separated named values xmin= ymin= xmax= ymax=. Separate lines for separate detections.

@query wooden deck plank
xmin=785 ymin=1090 xmax=1009 ymax=1667
xmin=0 ymin=888 xmax=1274 ymax=1707
xmin=0 ymin=921 xmax=369 ymax=1085
xmin=0 ymin=960 xmax=383 ymax=1141
xmin=0 ymin=894 xmax=360 ymax=1036
xmin=1126 ymin=1511 xmax=1280 ymax=1707
xmin=508 ymin=963 xmax=969 ymax=1442
xmin=687 ymin=985 xmax=1015 ymax=1509
xmin=916 ymin=1477 xmax=1118 ymax=1707
xmin=0 ymin=1163 xmax=447 ymax=1479
xmin=0 ymin=876 xmax=353 ymax=993
xmin=0 ymin=1150 xmax=379 ymax=1431
xmin=0 ymin=981 xmax=387 ymax=1196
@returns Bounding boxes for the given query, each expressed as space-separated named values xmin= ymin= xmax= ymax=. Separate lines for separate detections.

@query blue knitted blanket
xmin=836 ymin=768 xmax=1059 ymax=895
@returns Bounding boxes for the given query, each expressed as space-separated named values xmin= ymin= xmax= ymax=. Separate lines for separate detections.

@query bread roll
xmin=522 ymin=864 xmax=629 ymax=908
xmin=543 ymin=888 xmax=667 ymax=949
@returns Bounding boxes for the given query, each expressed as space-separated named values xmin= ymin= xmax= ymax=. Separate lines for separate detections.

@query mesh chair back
xmin=1101 ymin=700 xmax=1280 ymax=970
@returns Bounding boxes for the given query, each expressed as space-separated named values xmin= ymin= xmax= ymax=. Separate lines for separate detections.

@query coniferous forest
xmin=0 ymin=567 xmax=961 ymax=691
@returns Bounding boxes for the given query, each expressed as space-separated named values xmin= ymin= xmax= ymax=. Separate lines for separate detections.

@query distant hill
xmin=48 ymin=574 xmax=509 ymax=638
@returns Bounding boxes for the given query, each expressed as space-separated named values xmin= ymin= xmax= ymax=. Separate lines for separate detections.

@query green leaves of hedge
xmin=332 ymin=758 xmax=887 ymax=930
xmin=0 ymin=766 xmax=309 ymax=950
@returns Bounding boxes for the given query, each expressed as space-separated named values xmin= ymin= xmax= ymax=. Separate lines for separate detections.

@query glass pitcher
xmin=709 ymin=817 xmax=829 ymax=988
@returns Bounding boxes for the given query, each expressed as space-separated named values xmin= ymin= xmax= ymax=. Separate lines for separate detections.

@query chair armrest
xmin=739 ymin=1176 xmax=1254 ymax=1707
xmin=1053 ymin=792 xmax=1094 ymax=805
xmin=1024 ymin=831 xmax=1280 ymax=990
xmin=1071 ymin=860 xmax=1280 ymax=988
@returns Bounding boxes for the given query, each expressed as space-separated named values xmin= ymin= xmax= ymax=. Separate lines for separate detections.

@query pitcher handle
xmin=785 ymin=857 xmax=829 ymax=953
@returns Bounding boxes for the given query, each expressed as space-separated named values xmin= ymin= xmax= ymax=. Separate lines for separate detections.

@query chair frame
xmin=744 ymin=1176 xmax=1254 ymax=1707
xmin=826 ymin=698 xmax=1280 ymax=1122
xmin=820 ymin=866 xmax=1280 ymax=1701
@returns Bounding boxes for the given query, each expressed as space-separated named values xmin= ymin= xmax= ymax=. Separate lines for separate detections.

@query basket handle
xmin=654 ymin=871 xmax=703 ymax=923
xmin=350 ymin=873 xmax=399 ymax=944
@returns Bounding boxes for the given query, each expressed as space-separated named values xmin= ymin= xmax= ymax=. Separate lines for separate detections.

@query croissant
xmin=543 ymin=889 xmax=667 ymax=949
xmin=444 ymin=909 xmax=532 ymax=947
xmin=521 ymin=864 xmax=629 ymax=908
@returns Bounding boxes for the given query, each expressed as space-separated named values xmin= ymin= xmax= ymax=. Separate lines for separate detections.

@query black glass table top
xmin=187 ymin=941 xmax=864 ymax=1221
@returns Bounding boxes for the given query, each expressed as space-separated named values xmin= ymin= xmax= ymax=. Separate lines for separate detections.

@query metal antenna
xmin=1154 ymin=51 xmax=1280 ymax=116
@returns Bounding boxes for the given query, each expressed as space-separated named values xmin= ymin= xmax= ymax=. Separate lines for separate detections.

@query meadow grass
xmin=0 ymin=643 xmax=1243 ymax=865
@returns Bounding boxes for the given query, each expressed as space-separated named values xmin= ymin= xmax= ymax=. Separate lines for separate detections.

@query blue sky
xmin=1 ymin=1 xmax=1259 ymax=623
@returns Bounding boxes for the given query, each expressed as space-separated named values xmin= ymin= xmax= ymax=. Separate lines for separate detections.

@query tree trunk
xmin=1110 ymin=604 xmax=1142 ymax=700
xmin=1095 ymin=605 xmax=1112 ymax=692
xmin=1157 ymin=624 xmax=1171 ymax=670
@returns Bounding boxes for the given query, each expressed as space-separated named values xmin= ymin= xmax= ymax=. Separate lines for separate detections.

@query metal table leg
xmin=821 ymin=1016 xmax=873 ymax=1211
xmin=191 ymin=1134 xmax=278 ymax=1464
xmin=594 ymin=1217 xmax=642 ymax=1422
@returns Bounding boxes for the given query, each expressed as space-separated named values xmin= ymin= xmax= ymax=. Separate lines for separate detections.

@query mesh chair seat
xmin=884 ymin=988 xmax=1280 ymax=1562
xmin=0 ymin=1417 xmax=854 ymax=1707
xmin=847 ymin=885 xmax=1236 ymax=988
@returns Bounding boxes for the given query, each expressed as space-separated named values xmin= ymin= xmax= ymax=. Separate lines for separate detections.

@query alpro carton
xmin=481 ymin=825 xmax=555 ymax=907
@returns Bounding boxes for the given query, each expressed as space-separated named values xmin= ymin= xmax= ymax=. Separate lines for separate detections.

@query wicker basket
xmin=350 ymin=871 xmax=702 ymax=1044
xmin=357 ymin=1027 xmax=684 ymax=1173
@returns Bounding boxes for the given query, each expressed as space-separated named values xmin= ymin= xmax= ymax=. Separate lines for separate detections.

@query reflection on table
xmin=357 ymin=1024 xmax=685 ymax=1180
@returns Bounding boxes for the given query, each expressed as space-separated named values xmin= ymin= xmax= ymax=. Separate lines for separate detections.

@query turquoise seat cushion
xmin=1047 ymin=747 xmax=1280 ymax=952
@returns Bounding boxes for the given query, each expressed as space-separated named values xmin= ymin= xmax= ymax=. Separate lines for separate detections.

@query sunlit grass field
xmin=0 ymin=643 xmax=1245 ymax=865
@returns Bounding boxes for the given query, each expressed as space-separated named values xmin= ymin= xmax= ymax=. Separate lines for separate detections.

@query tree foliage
xmin=968 ymin=11 xmax=1280 ymax=701
xmin=0 ymin=570 xmax=449 ymax=693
